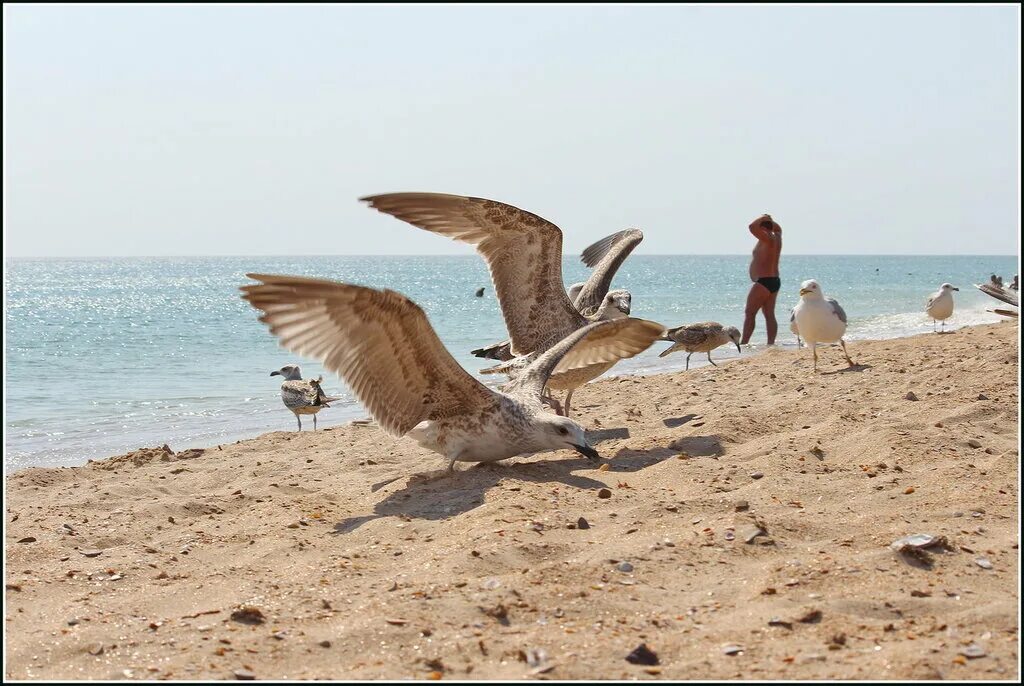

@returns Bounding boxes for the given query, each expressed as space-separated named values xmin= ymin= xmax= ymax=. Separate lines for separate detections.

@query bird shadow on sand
xmin=604 ymin=434 xmax=723 ymax=472
xmin=332 ymin=457 xmax=611 ymax=534
xmin=821 ymin=363 xmax=872 ymax=375
xmin=670 ymin=435 xmax=724 ymax=457
xmin=586 ymin=427 xmax=631 ymax=443
xmin=662 ymin=414 xmax=699 ymax=428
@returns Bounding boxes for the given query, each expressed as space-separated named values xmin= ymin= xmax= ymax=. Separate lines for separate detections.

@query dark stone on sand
xmin=625 ymin=643 xmax=659 ymax=666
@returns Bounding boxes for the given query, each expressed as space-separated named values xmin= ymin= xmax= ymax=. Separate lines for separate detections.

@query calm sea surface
xmin=4 ymin=254 xmax=1017 ymax=471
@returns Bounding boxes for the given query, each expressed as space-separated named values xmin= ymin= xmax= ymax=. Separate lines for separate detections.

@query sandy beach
xmin=4 ymin=321 xmax=1018 ymax=681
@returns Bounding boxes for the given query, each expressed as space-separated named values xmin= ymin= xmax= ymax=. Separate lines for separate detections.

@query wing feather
xmin=826 ymin=297 xmax=848 ymax=324
xmin=241 ymin=274 xmax=499 ymax=437
xmin=361 ymin=193 xmax=587 ymax=354
xmin=574 ymin=229 xmax=643 ymax=314
xmin=506 ymin=318 xmax=666 ymax=401
xmin=975 ymin=283 xmax=1019 ymax=307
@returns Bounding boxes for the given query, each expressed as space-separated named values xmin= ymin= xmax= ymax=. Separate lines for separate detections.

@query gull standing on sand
xmin=792 ymin=279 xmax=855 ymax=372
xmin=658 ymin=322 xmax=742 ymax=370
xmin=270 ymin=364 xmax=341 ymax=431
xmin=360 ymin=193 xmax=665 ymax=418
xmin=242 ymin=275 xmax=663 ymax=470
xmin=925 ymin=283 xmax=958 ymax=332
xmin=471 ymin=228 xmax=643 ymax=362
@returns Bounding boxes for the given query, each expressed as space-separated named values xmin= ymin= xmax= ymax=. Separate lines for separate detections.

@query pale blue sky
xmin=4 ymin=4 xmax=1020 ymax=257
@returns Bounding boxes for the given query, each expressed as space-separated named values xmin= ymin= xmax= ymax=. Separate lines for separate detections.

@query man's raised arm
xmin=748 ymin=214 xmax=775 ymax=240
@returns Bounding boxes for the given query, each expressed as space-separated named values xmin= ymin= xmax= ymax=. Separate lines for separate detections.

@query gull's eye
xmin=558 ymin=426 xmax=569 ymax=436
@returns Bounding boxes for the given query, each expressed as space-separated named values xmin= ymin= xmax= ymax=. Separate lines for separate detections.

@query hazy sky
xmin=4 ymin=4 xmax=1020 ymax=257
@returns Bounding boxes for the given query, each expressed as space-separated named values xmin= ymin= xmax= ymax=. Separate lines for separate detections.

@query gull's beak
xmin=952 ymin=287 xmax=960 ymax=291
xmin=735 ymin=342 xmax=742 ymax=353
xmin=570 ymin=443 xmax=600 ymax=460
xmin=270 ymin=371 xmax=281 ymax=377
xmin=619 ymin=303 xmax=631 ymax=315
xmin=799 ymin=288 xmax=811 ymax=296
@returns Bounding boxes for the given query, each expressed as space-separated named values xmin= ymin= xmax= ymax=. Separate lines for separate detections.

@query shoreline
xmin=6 ymin=318 xmax=1012 ymax=475
xmin=4 ymin=320 xmax=1018 ymax=680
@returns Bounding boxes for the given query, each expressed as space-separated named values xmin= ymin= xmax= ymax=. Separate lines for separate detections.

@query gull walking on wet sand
xmin=241 ymin=275 xmax=663 ymax=471
xmin=360 ymin=193 xmax=665 ymax=417
xmin=658 ymin=322 xmax=742 ymax=370
xmin=793 ymin=279 xmax=855 ymax=372
xmin=270 ymin=364 xmax=341 ymax=431
xmin=925 ymin=283 xmax=958 ymax=332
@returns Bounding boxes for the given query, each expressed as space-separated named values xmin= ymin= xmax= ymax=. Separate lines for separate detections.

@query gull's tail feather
xmin=658 ymin=343 xmax=681 ymax=358
xmin=471 ymin=340 xmax=514 ymax=361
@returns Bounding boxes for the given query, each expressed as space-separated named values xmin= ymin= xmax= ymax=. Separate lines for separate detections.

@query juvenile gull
xmin=573 ymin=228 xmax=644 ymax=316
xmin=470 ymin=227 xmax=642 ymax=362
xmin=360 ymin=193 xmax=666 ymax=417
xmin=925 ymin=283 xmax=958 ymax=332
xmin=471 ymin=288 xmax=631 ymax=362
xmin=792 ymin=279 xmax=855 ymax=372
xmin=270 ymin=364 xmax=341 ymax=431
xmin=658 ymin=322 xmax=742 ymax=370
xmin=241 ymin=275 xmax=663 ymax=470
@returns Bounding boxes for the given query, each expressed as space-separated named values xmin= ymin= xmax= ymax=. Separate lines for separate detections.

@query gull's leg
xmin=840 ymin=339 xmax=854 ymax=366
xmin=812 ymin=343 xmax=818 ymax=372
xmin=563 ymin=390 xmax=574 ymax=418
xmin=685 ymin=352 xmax=692 ymax=371
xmin=447 ymin=458 xmax=456 ymax=473
xmin=313 ymin=413 xmax=317 ymax=431
xmin=707 ymin=352 xmax=718 ymax=367
xmin=296 ymin=414 xmax=302 ymax=431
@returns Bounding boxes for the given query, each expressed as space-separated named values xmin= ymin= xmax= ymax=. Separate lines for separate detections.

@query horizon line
xmin=5 ymin=252 xmax=1021 ymax=260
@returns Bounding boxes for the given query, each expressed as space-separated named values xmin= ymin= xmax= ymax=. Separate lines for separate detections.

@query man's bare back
xmin=741 ymin=214 xmax=783 ymax=345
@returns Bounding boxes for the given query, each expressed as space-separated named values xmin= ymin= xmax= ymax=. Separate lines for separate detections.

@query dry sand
xmin=4 ymin=322 xmax=1019 ymax=681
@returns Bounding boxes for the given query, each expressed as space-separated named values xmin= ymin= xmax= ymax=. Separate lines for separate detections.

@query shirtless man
xmin=741 ymin=213 xmax=782 ymax=345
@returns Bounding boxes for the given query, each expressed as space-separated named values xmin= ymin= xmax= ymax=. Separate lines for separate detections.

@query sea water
xmin=4 ymin=254 xmax=1016 ymax=471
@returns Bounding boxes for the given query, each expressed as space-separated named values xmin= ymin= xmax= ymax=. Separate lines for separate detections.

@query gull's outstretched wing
xmin=505 ymin=318 xmax=666 ymax=402
xmin=361 ymin=193 xmax=587 ymax=355
xmin=976 ymin=283 xmax=1019 ymax=308
xmin=241 ymin=275 xmax=500 ymax=437
xmin=574 ymin=229 xmax=643 ymax=315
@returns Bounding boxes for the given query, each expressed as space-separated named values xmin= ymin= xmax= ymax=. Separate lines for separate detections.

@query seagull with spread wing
xmin=242 ymin=275 xmax=663 ymax=471
xmin=360 ymin=193 xmax=664 ymax=417
xmin=470 ymin=228 xmax=642 ymax=362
